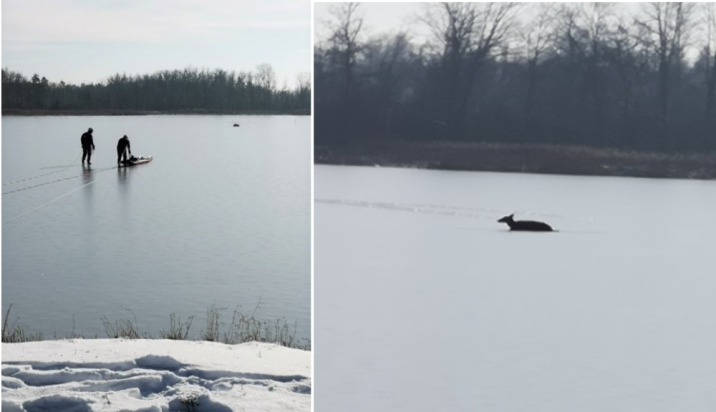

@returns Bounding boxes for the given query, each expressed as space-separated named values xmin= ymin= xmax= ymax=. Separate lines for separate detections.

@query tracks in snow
xmin=2 ymin=355 xmax=310 ymax=412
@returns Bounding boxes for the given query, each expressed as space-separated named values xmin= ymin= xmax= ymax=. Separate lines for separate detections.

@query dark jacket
xmin=117 ymin=137 xmax=131 ymax=153
xmin=81 ymin=132 xmax=94 ymax=148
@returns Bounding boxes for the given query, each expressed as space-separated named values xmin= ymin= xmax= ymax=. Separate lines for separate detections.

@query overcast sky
xmin=2 ymin=0 xmax=311 ymax=88
xmin=314 ymin=2 xmax=423 ymax=44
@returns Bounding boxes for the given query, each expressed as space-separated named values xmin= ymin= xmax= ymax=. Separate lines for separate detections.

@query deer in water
xmin=497 ymin=214 xmax=553 ymax=232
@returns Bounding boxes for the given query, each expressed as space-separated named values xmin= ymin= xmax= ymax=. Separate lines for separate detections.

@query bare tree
xmin=255 ymin=64 xmax=276 ymax=92
xmin=364 ymin=33 xmax=413 ymax=139
xmin=313 ymin=3 xmax=713 ymax=153
xmin=517 ymin=3 xmax=558 ymax=121
xmin=255 ymin=64 xmax=277 ymax=109
xmin=703 ymin=3 xmax=716 ymax=147
xmin=637 ymin=2 xmax=695 ymax=147
xmin=327 ymin=2 xmax=364 ymax=105
xmin=560 ymin=3 xmax=616 ymax=144
xmin=604 ymin=15 xmax=651 ymax=146
xmin=421 ymin=2 xmax=519 ymax=139
xmin=296 ymin=72 xmax=311 ymax=91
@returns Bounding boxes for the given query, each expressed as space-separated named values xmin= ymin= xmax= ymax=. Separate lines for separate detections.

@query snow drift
xmin=2 ymin=339 xmax=310 ymax=411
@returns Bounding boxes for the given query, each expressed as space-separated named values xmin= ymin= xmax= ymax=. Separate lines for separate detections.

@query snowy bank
xmin=2 ymin=339 xmax=311 ymax=411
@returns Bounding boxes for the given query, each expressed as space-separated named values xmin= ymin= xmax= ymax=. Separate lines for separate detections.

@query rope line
xmin=2 ymin=166 xmax=117 ymax=196
xmin=2 ymin=153 xmax=83 ymax=186
xmin=2 ymin=172 xmax=111 ymax=226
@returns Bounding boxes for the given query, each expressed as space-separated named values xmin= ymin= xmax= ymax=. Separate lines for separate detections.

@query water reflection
xmin=117 ymin=165 xmax=128 ymax=184
xmin=81 ymin=164 xmax=92 ymax=180
xmin=81 ymin=164 xmax=94 ymax=199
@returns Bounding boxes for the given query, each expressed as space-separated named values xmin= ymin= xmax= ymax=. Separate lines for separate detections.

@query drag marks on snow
xmin=315 ymin=198 xmax=580 ymax=221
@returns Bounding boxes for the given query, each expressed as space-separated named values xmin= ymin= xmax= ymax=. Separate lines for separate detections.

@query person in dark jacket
xmin=117 ymin=135 xmax=131 ymax=166
xmin=80 ymin=128 xmax=95 ymax=165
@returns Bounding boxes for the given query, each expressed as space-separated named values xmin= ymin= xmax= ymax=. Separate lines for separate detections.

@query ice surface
xmin=315 ymin=165 xmax=716 ymax=411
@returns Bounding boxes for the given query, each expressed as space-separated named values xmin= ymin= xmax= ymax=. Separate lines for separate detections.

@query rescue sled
xmin=122 ymin=155 xmax=153 ymax=166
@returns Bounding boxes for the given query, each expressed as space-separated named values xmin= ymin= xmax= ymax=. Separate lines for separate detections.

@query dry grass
xmin=101 ymin=316 xmax=148 ymax=339
xmin=160 ymin=314 xmax=194 ymax=340
xmin=202 ymin=301 xmax=309 ymax=349
xmin=2 ymin=304 xmax=309 ymax=350
xmin=2 ymin=305 xmax=43 ymax=343
xmin=316 ymin=141 xmax=716 ymax=179
xmin=203 ymin=304 xmax=222 ymax=342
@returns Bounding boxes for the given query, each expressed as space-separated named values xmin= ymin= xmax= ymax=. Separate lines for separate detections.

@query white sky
xmin=314 ymin=2 xmax=424 ymax=44
xmin=2 ymin=0 xmax=311 ymax=88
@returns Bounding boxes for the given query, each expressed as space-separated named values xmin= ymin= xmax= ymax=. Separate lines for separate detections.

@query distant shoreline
xmin=315 ymin=141 xmax=716 ymax=180
xmin=2 ymin=109 xmax=310 ymax=116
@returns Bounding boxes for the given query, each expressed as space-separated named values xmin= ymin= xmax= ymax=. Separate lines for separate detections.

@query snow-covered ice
xmin=2 ymin=339 xmax=311 ymax=411
xmin=316 ymin=165 xmax=716 ymax=411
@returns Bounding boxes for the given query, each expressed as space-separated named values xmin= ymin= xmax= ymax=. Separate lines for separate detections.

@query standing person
xmin=80 ymin=128 xmax=95 ymax=165
xmin=117 ymin=135 xmax=131 ymax=166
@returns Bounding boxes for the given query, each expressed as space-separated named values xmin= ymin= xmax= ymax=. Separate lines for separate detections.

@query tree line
xmin=2 ymin=64 xmax=311 ymax=114
xmin=315 ymin=3 xmax=716 ymax=152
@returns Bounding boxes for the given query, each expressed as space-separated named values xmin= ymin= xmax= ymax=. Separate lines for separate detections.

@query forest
xmin=315 ymin=3 xmax=716 ymax=154
xmin=2 ymin=64 xmax=311 ymax=115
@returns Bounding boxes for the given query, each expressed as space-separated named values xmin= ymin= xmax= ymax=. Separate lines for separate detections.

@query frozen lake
xmin=2 ymin=115 xmax=310 ymax=343
xmin=315 ymin=165 xmax=716 ymax=411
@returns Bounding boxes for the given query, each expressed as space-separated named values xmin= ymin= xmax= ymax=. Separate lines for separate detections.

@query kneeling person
xmin=117 ymin=135 xmax=131 ymax=166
